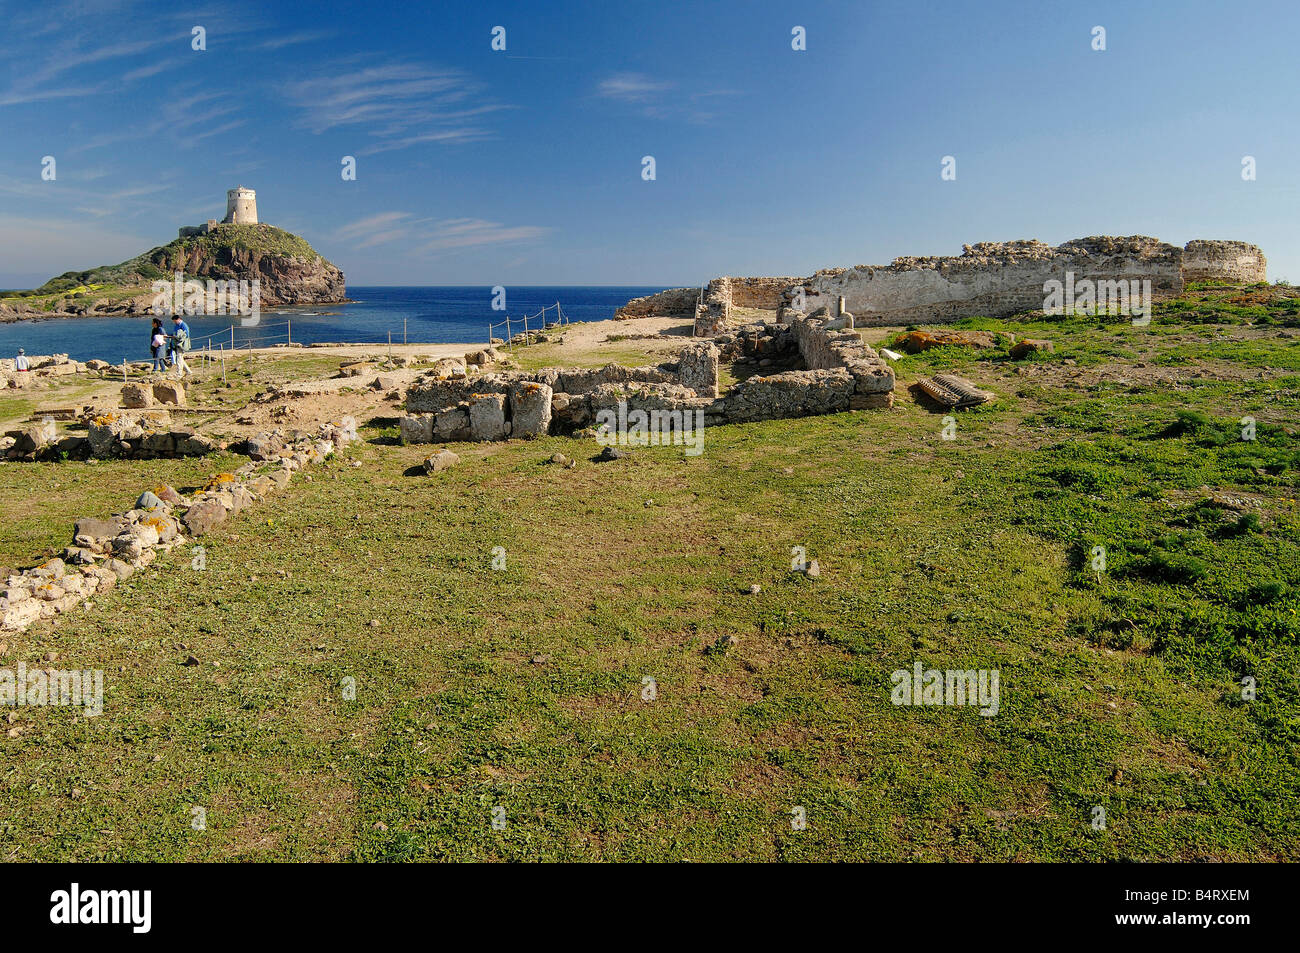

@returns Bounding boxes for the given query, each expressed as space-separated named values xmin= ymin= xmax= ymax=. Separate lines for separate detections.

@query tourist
xmin=169 ymin=315 xmax=192 ymax=377
xmin=14 ymin=347 xmax=30 ymax=373
xmin=150 ymin=319 xmax=167 ymax=372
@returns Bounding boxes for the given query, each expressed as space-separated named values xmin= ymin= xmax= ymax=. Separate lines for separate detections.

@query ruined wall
xmin=614 ymin=287 xmax=698 ymax=320
xmin=681 ymin=236 xmax=1268 ymax=334
xmin=726 ymin=276 xmax=802 ymax=309
xmin=693 ymin=276 xmax=803 ymax=335
xmin=1181 ymin=240 xmax=1267 ymax=284
xmin=791 ymin=237 xmax=1187 ymax=327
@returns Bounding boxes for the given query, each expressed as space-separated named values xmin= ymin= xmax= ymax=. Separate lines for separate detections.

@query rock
xmin=748 ymin=584 xmax=761 ymax=595
xmin=111 ymin=534 xmax=144 ymax=560
xmin=1009 ymin=338 xmax=1055 ymax=360
xmin=176 ymin=434 xmax=215 ymax=456
xmin=896 ymin=330 xmax=997 ymax=354
xmin=182 ymin=655 xmax=200 ymax=667
xmin=548 ymin=453 xmax=570 ymax=466
xmin=136 ymin=490 xmax=166 ymax=511
xmin=596 ymin=446 xmax=626 ymax=461
xmin=6 ymin=418 xmax=57 ymax=455
xmin=429 ymin=357 xmax=467 ymax=378
xmin=152 ymin=380 xmax=186 ymax=405
xmin=0 ymin=598 xmax=41 ymax=632
xmin=468 ymin=393 xmax=508 ymax=441
xmin=399 ymin=414 xmax=434 ymax=445
xmin=121 ymin=383 xmax=153 ymax=408
xmin=154 ymin=485 xmax=184 ymax=505
xmin=805 ymin=560 xmax=821 ymax=579
xmin=30 ymin=558 xmax=66 ymax=581
xmin=339 ymin=361 xmax=374 ymax=377
xmin=372 ymin=374 xmax=400 ymax=391
xmin=73 ymin=516 xmax=126 ymax=552
xmin=183 ymin=499 xmax=227 ymax=536
xmin=423 ymin=449 xmax=460 ymax=473
xmin=107 ymin=559 xmax=134 ymax=581
xmin=245 ymin=433 xmax=283 ymax=461
xmin=508 ymin=381 xmax=553 ymax=438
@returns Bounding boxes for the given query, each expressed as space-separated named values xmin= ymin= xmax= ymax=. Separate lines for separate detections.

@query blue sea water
xmin=0 ymin=286 xmax=670 ymax=363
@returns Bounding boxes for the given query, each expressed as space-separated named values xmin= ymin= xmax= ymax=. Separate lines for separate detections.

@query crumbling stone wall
xmin=614 ymin=287 xmax=698 ymax=320
xmin=791 ymin=237 xmax=1189 ymax=326
xmin=693 ymin=276 xmax=803 ymax=335
xmin=680 ymin=236 xmax=1267 ymax=334
xmin=1181 ymin=240 xmax=1267 ymax=284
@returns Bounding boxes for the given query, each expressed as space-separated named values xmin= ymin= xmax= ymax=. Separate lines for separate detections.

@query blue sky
xmin=1 ymin=0 xmax=1297 ymax=288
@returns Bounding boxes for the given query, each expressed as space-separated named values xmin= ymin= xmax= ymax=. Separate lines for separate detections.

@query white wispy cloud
xmin=420 ymin=218 xmax=548 ymax=253
xmin=255 ymin=29 xmax=333 ymax=51
xmin=597 ymin=73 xmax=674 ymax=102
xmin=335 ymin=212 xmax=547 ymax=254
xmin=595 ymin=72 xmax=740 ymax=123
xmin=283 ymin=61 xmax=508 ymax=153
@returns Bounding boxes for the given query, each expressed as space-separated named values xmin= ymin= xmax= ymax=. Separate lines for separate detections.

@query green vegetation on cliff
xmin=10 ymin=225 xmax=325 ymax=298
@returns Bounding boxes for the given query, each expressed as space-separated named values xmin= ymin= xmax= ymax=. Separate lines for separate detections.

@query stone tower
xmin=223 ymin=186 xmax=258 ymax=225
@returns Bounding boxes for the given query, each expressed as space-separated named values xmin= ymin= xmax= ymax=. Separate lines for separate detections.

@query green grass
xmin=0 ymin=284 xmax=1297 ymax=861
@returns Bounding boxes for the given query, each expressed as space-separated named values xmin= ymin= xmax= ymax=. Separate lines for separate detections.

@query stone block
xmin=469 ymin=393 xmax=507 ymax=441
xmin=509 ymin=382 xmax=553 ymax=438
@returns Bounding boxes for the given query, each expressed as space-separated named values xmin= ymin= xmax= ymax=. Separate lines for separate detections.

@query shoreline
xmin=0 ymin=298 xmax=354 ymax=325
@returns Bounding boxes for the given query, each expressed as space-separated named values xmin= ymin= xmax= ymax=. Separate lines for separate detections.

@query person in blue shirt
xmin=169 ymin=315 xmax=193 ymax=377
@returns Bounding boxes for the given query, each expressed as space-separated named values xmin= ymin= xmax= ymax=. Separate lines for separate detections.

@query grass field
xmin=1 ymin=287 xmax=1297 ymax=861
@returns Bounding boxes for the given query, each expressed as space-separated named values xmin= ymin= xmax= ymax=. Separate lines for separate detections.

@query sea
xmin=0 ymin=286 xmax=671 ymax=363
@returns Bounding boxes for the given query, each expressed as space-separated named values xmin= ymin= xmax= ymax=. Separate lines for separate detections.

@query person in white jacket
xmin=14 ymin=347 xmax=30 ymax=372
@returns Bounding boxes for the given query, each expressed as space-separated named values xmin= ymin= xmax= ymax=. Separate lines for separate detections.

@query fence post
xmin=231 ymin=325 xmax=235 ymax=350
xmin=506 ymin=315 xmax=512 ymax=350
xmin=287 ymin=318 xmax=292 ymax=347
xmin=403 ymin=317 xmax=408 ymax=345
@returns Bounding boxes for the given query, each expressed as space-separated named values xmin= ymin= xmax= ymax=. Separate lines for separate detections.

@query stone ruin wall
xmin=1181 ymin=240 xmax=1268 ymax=285
xmin=687 ymin=237 xmax=1265 ymax=333
xmin=614 ymin=287 xmax=699 ymax=320
xmin=791 ymin=237 xmax=1191 ymax=326
xmin=399 ymin=313 xmax=897 ymax=445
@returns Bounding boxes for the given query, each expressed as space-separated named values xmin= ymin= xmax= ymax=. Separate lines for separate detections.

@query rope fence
xmin=487 ymin=301 xmax=568 ymax=350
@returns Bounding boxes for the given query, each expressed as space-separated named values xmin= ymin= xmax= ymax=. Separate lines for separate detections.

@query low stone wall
xmin=724 ymin=314 xmax=895 ymax=421
xmin=401 ymin=313 xmax=895 ymax=442
xmin=2 ymin=411 xmax=219 ymax=461
xmin=402 ymin=342 xmax=723 ymax=443
xmin=0 ymin=418 xmax=360 ymax=634
xmin=614 ymin=287 xmax=698 ymax=320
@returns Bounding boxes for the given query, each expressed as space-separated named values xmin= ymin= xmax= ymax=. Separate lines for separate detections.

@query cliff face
xmin=0 ymin=223 xmax=346 ymax=321
xmin=149 ymin=231 xmax=346 ymax=306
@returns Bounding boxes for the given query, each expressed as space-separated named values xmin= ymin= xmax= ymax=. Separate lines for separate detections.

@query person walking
xmin=150 ymin=318 xmax=167 ymax=372
xmin=14 ymin=347 xmax=30 ymax=373
xmin=169 ymin=314 xmax=193 ymax=378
